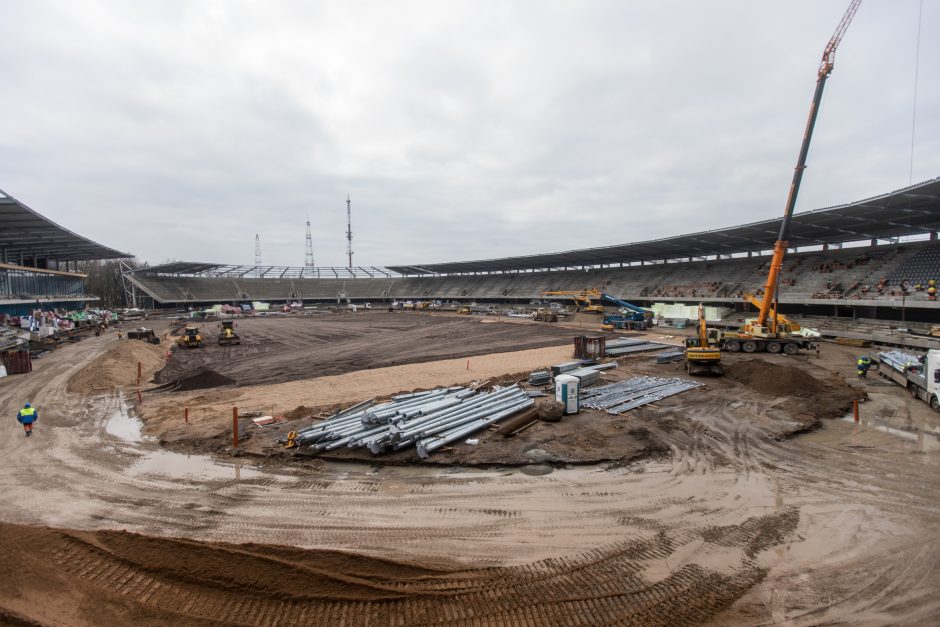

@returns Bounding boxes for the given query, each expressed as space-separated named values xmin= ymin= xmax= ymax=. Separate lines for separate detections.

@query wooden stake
xmin=233 ymin=407 xmax=239 ymax=447
xmin=184 ymin=407 xmax=189 ymax=424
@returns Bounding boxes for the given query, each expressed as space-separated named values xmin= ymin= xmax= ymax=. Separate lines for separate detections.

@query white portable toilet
xmin=555 ymin=374 xmax=580 ymax=415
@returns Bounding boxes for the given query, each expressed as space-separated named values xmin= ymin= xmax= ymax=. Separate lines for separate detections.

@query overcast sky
xmin=1 ymin=1 xmax=937 ymax=268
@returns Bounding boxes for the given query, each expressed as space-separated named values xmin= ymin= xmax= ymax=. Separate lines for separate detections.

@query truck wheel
xmin=783 ymin=343 xmax=799 ymax=355
xmin=741 ymin=341 xmax=757 ymax=353
xmin=931 ymin=396 xmax=940 ymax=412
xmin=766 ymin=341 xmax=782 ymax=354
xmin=725 ymin=340 xmax=741 ymax=352
xmin=911 ymin=385 xmax=919 ymax=399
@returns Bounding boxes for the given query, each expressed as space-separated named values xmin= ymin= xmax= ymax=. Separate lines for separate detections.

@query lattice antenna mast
xmin=305 ymin=214 xmax=315 ymax=267
xmin=254 ymin=233 xmax=262 ymax=266
xmin=345 ymin=194 xmax=353 ymax=269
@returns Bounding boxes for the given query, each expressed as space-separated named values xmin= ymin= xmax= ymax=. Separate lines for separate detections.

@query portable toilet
xmin=555 ymin=374 xmax=580 ymax=415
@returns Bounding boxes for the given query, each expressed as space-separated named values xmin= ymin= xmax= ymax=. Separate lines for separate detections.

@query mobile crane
xmin=715 ymin=0 xmax=861 ymax=355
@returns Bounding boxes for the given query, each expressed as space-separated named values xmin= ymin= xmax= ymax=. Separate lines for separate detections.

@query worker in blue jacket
xmin=16 ymin=402 xmax=38 ymax=437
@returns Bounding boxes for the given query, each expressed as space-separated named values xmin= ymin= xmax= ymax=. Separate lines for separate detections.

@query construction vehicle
xmin=533 ymin=308 xmax=558 ymax=323
xmin=177 ymin=326 xmax=203 ymax=349
xmin=684 ymin=304 xmax=724 ymax=376
xmin=599 ymin=293 xmax=653 ymax=330
xmin=714 ymin=0 xmax=860 ymax=355
xmin=218 ymin=320 xmax=240 ymax=346
xmin=126 ymin=327 xmax=161 ymax=345
xmin=541 ymin=289 xmax=605 ymax=314
xmin=877 ymin=350 xmax=940 ymax=411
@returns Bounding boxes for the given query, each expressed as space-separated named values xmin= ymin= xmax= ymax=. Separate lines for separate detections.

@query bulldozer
xmin=177 ymin=326 xmax=203 ymax=349
xmin=218 ymin=320 xmax=240 ymax=346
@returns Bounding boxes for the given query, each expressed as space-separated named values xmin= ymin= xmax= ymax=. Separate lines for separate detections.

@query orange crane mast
xmin=749 ymin=0 xmax=862 ymax=336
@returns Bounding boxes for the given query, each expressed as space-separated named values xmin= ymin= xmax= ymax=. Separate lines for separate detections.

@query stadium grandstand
xmin=125 ymin=177 xmax=940 ymax=322
xmin=0 ymin=188 xmax=128 ymax=316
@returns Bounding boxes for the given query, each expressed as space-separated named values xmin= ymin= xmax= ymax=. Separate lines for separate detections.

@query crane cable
xmin=909 ymin=0 xmax=924 ymax=185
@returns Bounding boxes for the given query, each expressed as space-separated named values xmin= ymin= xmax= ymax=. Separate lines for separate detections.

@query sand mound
xmin=174 ymin=367 xmax=236 ymax=391
xmin=68 ymin=340 xmax=168 ymax=394
xmin=725 ymin=359 xmax=825 ymax=397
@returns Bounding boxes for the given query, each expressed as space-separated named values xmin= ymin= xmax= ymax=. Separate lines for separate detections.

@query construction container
xmin=1 ymin=350 xmax=32 ymax=375
xmin=574 ymin=335 xmax=606 ymax=360
xmin=555 ymin=374 xmax=580 ymax=415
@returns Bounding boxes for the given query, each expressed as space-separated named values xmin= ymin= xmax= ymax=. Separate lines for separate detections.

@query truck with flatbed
xmin=877 ymin=349 xmax=940 ymax=411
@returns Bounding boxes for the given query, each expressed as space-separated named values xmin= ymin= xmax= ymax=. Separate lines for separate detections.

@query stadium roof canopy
xmin=387 ymin=177 xmax=940 ymax=275
xmin=0 ymin=189 xmax=129 ymax=261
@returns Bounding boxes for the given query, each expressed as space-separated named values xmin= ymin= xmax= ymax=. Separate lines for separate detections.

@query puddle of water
xmin=132 ymin=449 xmax=265 ymax=480
xmin=840 ymin=413 xmax=940 ymax=451
xmin=106 ymin=394 xmax=148 ymax=442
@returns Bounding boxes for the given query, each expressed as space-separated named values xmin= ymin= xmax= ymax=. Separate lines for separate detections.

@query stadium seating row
xmin=130 ymin=241 xmax=940 ymax=305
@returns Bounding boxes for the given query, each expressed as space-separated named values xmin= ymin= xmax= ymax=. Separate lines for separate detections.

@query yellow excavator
xmin=541 ymin=289 xmax=605 ymax=314
xmin=685 ymin=304 xmax=723 ymax=376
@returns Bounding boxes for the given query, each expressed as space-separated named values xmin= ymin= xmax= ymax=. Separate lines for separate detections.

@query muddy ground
xmin=2 ymin=322 xmax=940 ymax=625
xmin=155 ymin=312 xmax=578 ymax=387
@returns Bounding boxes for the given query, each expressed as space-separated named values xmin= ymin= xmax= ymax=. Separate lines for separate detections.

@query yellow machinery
xmin=708 ymin=1 xmax=859 ymax=355
xmin=685 ymin=304 xmax=723 ymax=376
xmin=218 ymin=320 xmax=240 ymax=346
xmin=541 ymin=289 xmax=605 ymax=314
xmin=177 ymin=326 xmax=203 ymax=349
xmin=533 ymin=308 xmax=558 ymax=322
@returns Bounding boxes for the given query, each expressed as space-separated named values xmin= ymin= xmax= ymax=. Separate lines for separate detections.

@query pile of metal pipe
xmin=581 ymin=376 xmax=703 ymax=414
xmin=878 ymin=350 xmax=922 ymax=373
xmin=285 ymin=385 xmax=533 ymax=458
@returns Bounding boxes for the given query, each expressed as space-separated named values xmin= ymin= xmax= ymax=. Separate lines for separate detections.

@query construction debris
xmin=282 ymin=385 xmax=533 ymax=459
xmin=581 ymin=376 xmax=703 ymax=414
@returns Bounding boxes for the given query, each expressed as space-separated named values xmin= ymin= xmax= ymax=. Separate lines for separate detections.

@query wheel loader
xmin=218 ymin=320 xmax=240 ymax=346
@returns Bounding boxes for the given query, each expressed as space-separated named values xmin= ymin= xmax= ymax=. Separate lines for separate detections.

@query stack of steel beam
xmin=655 ymin=349 xmax=685 ymax=364
xmin=528 ymin=370 xmax=551 ymax=385
xmin=581 ymin=376 xmax=703 ymax=414
xmin=285 ymin=385 xmax=533 ymax=458
xmin=605 ymin=338 xmax=671 ymax=357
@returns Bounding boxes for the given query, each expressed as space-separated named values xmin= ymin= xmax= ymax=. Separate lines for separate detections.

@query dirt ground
xmin=156 ymin=312 xmax=579 ymax=387
xmin=1 ymin=320 xmax=940 ymax=625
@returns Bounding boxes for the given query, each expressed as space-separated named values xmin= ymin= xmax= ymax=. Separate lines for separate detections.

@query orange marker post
xmin=853 ymin=399 xmax=859 ymax=423
xmin=137 ymin=361 xmax=142 ymax=386
xmin=184 ymin=407 xmax=189 ymax=424
xmin=232 ymin=407 xmax=239 ymax=448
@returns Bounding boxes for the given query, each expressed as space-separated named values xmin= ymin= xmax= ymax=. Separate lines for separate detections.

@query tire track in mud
xmin=11 ymin=518 xmax=787 ymax=626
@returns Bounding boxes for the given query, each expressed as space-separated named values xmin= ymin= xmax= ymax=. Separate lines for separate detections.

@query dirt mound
xmin=726 ymin=359 xmax=826 ymax=397
xmin=67 ymin=340 xmax=167 ymax=394
xmin=174 ymin=367 xmax=236 ymax=391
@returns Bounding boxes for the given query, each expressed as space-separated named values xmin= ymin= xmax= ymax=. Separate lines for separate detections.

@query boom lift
xmin=599 ymin=293 xmax=654 ymax=330
xmin=716 ymin=0 xmax=861 ymax=355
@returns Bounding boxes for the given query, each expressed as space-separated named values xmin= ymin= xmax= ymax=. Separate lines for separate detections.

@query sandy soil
xmin=156 ymin=312 xmax=579 ymax=387
xmin=1 ymin=328 xmax=939 ymax=625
